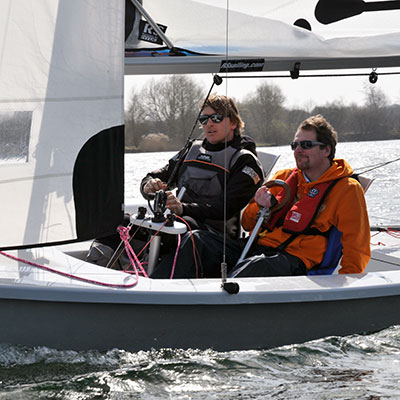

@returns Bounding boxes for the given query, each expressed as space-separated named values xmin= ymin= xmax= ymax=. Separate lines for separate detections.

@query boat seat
xmin=357 ymin=175 xmax=374 ymax=192
xmin=308 ymin=174 xmax=374 ymax=275
xmin=257 ymin=150 xmax=280 ymax=180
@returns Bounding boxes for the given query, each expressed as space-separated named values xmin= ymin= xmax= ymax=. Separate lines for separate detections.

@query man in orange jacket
xmin=151 ymin=114 xmax=371 ymax=278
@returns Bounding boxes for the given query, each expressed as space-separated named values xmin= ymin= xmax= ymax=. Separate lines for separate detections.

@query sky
xmin=124 ymin=70 xmax=400 ymax=111
xmin=124 ymin=0 xmax=400 ymax=110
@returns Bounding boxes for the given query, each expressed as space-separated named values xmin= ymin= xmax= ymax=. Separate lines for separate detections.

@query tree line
xmin=125 ymin=75 xmax=400 ymax=152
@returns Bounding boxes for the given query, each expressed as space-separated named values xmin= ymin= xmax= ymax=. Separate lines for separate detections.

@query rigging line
xmin=165 ymin=75 xmax=219 ymax=190
xmin=223 ymin=71 xmax=400 ymax=79
xmin=370 ymin=215 xmax=400 ymax=223
xmin=130 ymin=0 xmax=174 ymax=50
xmin=221 ymin=0 xmax=230 ymax=283
xmin=355 ymin=156 xmax=400 ymax=175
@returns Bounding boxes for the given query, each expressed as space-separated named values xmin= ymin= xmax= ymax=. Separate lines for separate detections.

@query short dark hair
xmin=202 ymin=93 xmax=244 ymax=136
xmin=298 ymin=114 xmax=338 ymax=162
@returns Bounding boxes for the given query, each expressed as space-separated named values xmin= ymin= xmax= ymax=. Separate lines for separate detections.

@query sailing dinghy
xmin=0 ymin=0 xmax=400 ymax=352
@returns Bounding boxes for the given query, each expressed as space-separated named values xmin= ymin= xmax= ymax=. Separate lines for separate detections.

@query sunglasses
xmin=198 ymin=113 xmax=224 ymax=125
xmin=290 ymin=140 xmax=326 ymax=150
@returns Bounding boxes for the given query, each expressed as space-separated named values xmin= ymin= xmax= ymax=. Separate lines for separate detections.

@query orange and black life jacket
xmin=264 ymin=168 xmax=339 ymax=235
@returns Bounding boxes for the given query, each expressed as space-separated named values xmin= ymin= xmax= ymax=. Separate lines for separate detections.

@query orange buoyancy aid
xmin=242 ymin=160 xmax=371 ymax=273
xmin=263 ymin=169 xmax=339 ymax=234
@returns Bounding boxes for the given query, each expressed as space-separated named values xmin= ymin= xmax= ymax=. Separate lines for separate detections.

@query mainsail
xmin=125 ymin=0 xmax=400 ymax=74
xmin=2 ymin=0 xmax=399 ymax=249
xmin=0 ymin=1 xmax=125 ymax=249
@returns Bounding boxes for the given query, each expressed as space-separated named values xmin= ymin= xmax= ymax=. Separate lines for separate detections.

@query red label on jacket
xmin=283 ymin=182 xmax=332 ymax=232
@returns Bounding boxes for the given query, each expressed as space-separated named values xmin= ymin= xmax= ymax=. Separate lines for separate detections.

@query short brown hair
xmin=202 ymin=93 xmax=244 ymax=136
xmin=298 ymin=114 xmax=338 ymax=162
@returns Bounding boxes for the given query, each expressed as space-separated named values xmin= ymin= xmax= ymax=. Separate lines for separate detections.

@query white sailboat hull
xmin=0 ymin=245 xmax=399 ymax=351
xmin=2 ymin=0 xmax=400 ymax=352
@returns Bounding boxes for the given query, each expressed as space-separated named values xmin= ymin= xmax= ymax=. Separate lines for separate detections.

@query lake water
xmin=125 ymin=139 xmax=400 ymax=227
xmin=1 ymin=140 xmax=399 ymax=399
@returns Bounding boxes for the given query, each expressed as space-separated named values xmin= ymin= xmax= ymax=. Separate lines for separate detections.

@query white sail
xmin=0 ymin=0 xmax=124 ymax=248
xmin=125 ymin=0 xmax=400 ymax=74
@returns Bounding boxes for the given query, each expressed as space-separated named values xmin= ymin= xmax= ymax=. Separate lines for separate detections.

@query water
xmin=125 ymin=139 xmax=400 ymax=227
xmin=1 ymin=140 xmax=400 ymax=399
xmin=1 ymin=330 xmax=400 ymax=399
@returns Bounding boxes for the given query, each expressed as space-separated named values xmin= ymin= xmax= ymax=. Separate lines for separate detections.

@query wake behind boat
xmin=0 ymin=0 xmax=400 ymax=352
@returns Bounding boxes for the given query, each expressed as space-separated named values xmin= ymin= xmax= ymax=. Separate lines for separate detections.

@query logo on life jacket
xmin=197 ymin=154 xmax=212 ymax=163
xmin=308 ymin=188 xmax=319 ymax=198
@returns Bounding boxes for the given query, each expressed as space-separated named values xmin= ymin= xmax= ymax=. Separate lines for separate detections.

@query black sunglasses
xmin=290 ymin=140 xmax=326 ymax=150
xmin=198 ymin=113 xmax=224 ymax=125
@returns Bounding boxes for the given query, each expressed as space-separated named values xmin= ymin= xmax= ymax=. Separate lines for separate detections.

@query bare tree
xmin=359 ymin=84 xmax=390 ymax=137
xmin=125 ymin=88 xmax=146 ymax=149
xmin=363 ymin=83 xmax=389 ymax=109
xmin=241 ymin=82 xmax=286 ymax=144
xmin=312 ymin=101 xmax=350 ymax=137
xmin=126 ymin=77 xmax=400 ymax=151
xmin=139 ymin=75 xmax=205 ymax=146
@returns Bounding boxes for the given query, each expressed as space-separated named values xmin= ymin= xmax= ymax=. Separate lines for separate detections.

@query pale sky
xmin=125 ymin=70 xmax=400 ymax=110
xmin=125 ymin=0 xmax=400 ymax=110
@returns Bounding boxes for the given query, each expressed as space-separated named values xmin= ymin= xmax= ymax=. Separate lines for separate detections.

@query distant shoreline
xmin=125 ymin=137 xmax=400 ymax=153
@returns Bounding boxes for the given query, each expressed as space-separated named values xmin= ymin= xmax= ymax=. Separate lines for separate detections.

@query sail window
xmin=0 ymin=111 xmax=32 ymax=164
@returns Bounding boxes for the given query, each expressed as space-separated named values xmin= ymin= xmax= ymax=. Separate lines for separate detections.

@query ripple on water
xmin=0 ymin=326 xmax=399 ymax=399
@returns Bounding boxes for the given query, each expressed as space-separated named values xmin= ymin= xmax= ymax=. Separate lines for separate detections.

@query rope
xmin=354 ymin=156 xmax=400 ymax=175
xmin=0 ymin=250 xmax=139 ymax=289
xmin=371 ymin=227 xmax=400 ymax=246
xmin=131 ymin=219 xmax=168 ymax=259
xmin=107 ymin=222 xmax=144 ymax=269
xmin=169 ymin=233 xmax=181 ymax=279
xmin=117 ymin=225 xmax=148 ymax=278
xmin=387 ymin=227 xmax=400 ymax=239
xmin=116 ymin=218 xmax=170 ymax=275
xmin=220 ymin=0 xmax=230 ymax=284
xmin=175 ymin=215 xmax=199 ymax=278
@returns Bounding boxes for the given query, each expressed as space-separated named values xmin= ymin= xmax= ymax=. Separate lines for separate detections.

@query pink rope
xmin=169 ymin=233 xmax=181 ymax=279
xmin=371 ymin=228 xmax=400 ymax=246
xmin=133 ymin=219 xmax=169 ymax=259
xmin=117 ymin=225 xmax=149 ymax=278
xmin=0 ymin=215 xmax=205 ymax=286
xmin=175 ymin=215 xmax=199 ymax=278
xmin=387 ymin=228 xmax=400 ymax=239
xmin=0 ymin=250 xmax=139 ymax=288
